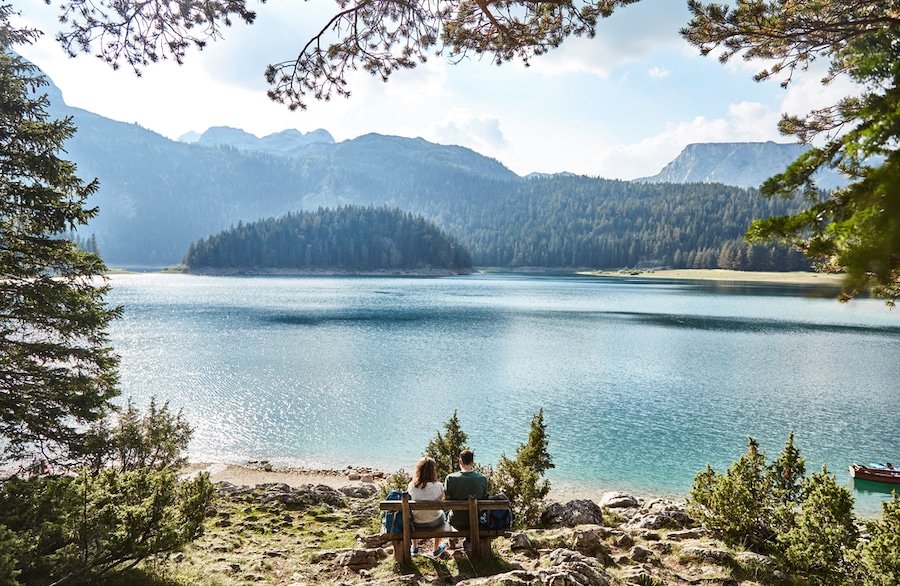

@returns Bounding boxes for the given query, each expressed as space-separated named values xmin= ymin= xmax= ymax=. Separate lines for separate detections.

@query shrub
xmin=779 ymin=466 xmax=857 ymax=584
xmin=0 ymin=401 xmax=214 ymax=585
xmin=852 ymin=492 xmax=900 ymax=586
xmin=424 ymin=410 xmax=469 ymax=481
xmin=688 ymin=437 xmax=777 ymax=551
xmin=493 ymin=409 xmax=554 ymax=527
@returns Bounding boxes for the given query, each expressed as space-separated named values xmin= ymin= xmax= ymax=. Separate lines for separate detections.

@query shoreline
xmin=108 ymin=265 xmax=847 ymax=287
xmin=579 ymin=268 xmax=846 ymax=287
xmin=165 ymin=266 xmax=474 ymax=277
xmin=181 ymin=461 xmax=684 ymax=505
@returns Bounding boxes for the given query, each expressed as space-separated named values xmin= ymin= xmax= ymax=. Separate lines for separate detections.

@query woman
xmin=406 ymin=456 xmax=447 ymax=557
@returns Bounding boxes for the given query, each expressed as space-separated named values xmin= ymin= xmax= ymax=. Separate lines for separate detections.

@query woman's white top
xmin=406 ymin=480 xmax=444 ymax=524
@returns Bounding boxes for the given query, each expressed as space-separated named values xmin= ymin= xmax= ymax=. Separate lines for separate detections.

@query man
xmin=444 ymin=449 xmax=488 ymax=533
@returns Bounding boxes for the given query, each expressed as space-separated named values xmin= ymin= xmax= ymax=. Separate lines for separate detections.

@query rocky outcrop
xmin=334 ymin=547 xmax=388 ymax=571
xmin=214 ymin=481 xmax=352 ymax=508
xmin=542 ymin=500 xmax=605 ymax=527
xmin=636 ymin=141 xmax=848 ymax=189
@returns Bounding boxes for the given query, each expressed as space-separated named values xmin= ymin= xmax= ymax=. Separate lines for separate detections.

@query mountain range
xmin=637 ymin=142 xmax=847 ymax=190
xmin=38 ymin=72 xmax=815 ymax=270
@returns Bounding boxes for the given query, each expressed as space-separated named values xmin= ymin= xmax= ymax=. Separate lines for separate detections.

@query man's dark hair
xmin=459 ymin=449 xmax=475 ymax=465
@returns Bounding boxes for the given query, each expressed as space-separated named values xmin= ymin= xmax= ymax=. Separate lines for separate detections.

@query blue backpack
xmin=382 ymin=489 xmax=406 ymax=534
xmin=485 ymin=507 xmax=514 ymax=530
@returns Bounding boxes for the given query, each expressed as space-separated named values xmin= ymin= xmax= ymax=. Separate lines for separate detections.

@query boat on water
xmin=848 ymin=462 xmax=900 ymax=485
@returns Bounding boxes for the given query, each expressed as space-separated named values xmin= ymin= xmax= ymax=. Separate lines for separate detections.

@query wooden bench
xmin=379 ymin=494 xmax=512 ymax=564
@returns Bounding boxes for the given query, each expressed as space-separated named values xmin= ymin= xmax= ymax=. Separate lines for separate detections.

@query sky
xmin=15 ymin=0 xmax=855 ymax=179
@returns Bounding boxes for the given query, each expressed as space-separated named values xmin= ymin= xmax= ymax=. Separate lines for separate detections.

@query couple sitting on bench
xmin=406 ymin=449 xmax=487 ymax=557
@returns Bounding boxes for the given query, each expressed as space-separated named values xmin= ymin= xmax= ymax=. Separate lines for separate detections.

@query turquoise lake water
xmin=107 ymin=273 xmax=900 ymax=512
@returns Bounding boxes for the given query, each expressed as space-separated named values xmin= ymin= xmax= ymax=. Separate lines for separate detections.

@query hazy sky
xmin=16 ymin=0 xmax=852 ymax=179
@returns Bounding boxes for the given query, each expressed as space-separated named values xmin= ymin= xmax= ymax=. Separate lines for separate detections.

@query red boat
xmin=848 ymin=463 xmax=900 ymax=485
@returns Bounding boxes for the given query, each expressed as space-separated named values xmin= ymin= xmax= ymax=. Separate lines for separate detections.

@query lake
xmin=107 ymin=272 xmax=900 ymax=512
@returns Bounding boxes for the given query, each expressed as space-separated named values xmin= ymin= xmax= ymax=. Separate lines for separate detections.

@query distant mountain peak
xmin=636 ymin=141 xmax=847 ymax=189
xmin=188 ymin=126 xmax=335 ymax=154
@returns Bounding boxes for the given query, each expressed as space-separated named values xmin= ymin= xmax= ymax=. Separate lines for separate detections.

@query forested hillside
xmin=433 ymin=177 xmax=810 ymax=270
xmin=184 ymin=207 xmax=472 ymax=272
xmin=42 ymin=73 xmax=809 ymax=271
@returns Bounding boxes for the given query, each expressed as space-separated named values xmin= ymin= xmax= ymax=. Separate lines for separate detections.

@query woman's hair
xmin=412 ymin=456 xmax=437 ymax=489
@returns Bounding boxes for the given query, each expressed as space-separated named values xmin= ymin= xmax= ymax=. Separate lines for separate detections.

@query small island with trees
xmin=182 ymin=206 xmax=473 ymax=275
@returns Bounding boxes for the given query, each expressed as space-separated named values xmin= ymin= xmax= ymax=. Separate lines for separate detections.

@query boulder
xmin=255 ymin=483 xmax=348 ymax=509
xmin=571 ymin=528 xmax=608 ymax=557
xmin=666 ymin=528 xmax=707 ymax=540
xmin=339 ymin=484 xmax=378 ymax=498
xmin=457 ymin=571 xmax=534 ymax=585
xmin=510 ymin=532 xmax=537 ymax=552
xmin=357 ymin=533 xmax=391 ymax=548
xmin=335 ymin=548 xmax=383 ymax=571
xmin=598 ymin=492 xmax=639 ymax=509
xmin=540 ymin=548 xmax=610 ymax=585
xmin=735 ymin=551 xmax=777 ymax=576
xmin=542 ymin=500 xmax=604 ymax=527
xmin=348 ymin=472 xmax=361 ymax=481
xmin=680 ymin=546 xmax=734 ymax=565
xmin=625 ymin=501 xmax=693 ymax=531
xmin=629 ymin=545 xmax=655 ymax=564
xmin=614 ymin=533 xmax=634 ymax=549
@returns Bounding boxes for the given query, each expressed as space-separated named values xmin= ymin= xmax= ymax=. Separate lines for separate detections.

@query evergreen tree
xmin=852 ymin=492 xmax=900 ymax=586
xmin=688 ymin=437 xmax=776 ymax=551
xmin=494 ymin=409 xmax=555 ymax=527
xmin=779 ymin=466 xmax=858 ymax=584
xmin=0 ymin=27 xmax=120 ymax=465
xmin=424 ymin=410 xmax=469 ymax=481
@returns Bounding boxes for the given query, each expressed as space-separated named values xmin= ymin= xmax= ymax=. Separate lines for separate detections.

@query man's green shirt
xmin=444 ymin=470 xmax=488 ymax=528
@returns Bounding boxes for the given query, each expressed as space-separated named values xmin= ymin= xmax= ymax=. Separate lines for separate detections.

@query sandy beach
xmin=181 ymin=461 xmax=662 ymax=504
xmin=579 ymin=268 xmax=846 ymax=287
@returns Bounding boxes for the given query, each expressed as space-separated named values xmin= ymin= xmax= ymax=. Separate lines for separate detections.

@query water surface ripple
xmin=107 ymin=273 xmax=900 ymax=512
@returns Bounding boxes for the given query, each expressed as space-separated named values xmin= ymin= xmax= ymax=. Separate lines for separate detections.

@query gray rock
xmin=571 ymin=529 xmax=606 ymax=555
xmin=599 ymin=492 xmax=639 ymax=509
xmin=735 ymin=551 xmax=777 ymax=576
xmin=680 ymin=546 xmax=734 ymax=565
xmin=510 ymin=532 xmax=536 ymax=552
xmin=542 ymin=500 xmax=604 ymax=527
xmin=614 ymin=533 xmax=634 ymax=549
xmin=541 ymin=548 xmax=610 ymax=585
xmin=666 ymin=528 xmax=707 ymax=540
xmin=629 ymin=545 xmax=655 ymax=563
xmin=348 ymin=472 xmax=361 ymax=481
xmin=620 ymin=566 xmax=656 ymax=585
xmin=357 ymin=533 xmax=391 ymax=548
xmin=457 ymin=570 xmax=535 ymax=585
xmin=625 ymin=502 xmax=694 ymax=530
xmin=335 ymin=548 xmax=382 ymax=571
xmin=339 ymin=484 xmax=378 ymax=498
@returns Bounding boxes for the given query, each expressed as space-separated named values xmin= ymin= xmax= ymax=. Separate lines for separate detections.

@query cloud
xmin=526 ymin=0 xmax=691 ymax=78
xmin=648 ymin=66 xmax=670 ymax=79
xmin=588 ymin=101 xmax=782 ymax=179
xmin=429 ymin=112 xmax=508 ymax=153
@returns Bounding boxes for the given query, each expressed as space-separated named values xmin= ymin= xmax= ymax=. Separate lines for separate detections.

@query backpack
xmin=479 ymin=494 xmax=514 ymax=530
xmin=486 ymin=507 xmax=514 ymax=530
xmin=381 ymin=489 xmax=406 ymax=534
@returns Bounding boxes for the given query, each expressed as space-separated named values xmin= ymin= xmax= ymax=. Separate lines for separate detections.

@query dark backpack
xmin=381 ymin=489 xmax=406 ymax=534
xmin=479 ymin=494 xmax=514 ymax=530
xmin=486 ymin=507 xmax=514 ymax=530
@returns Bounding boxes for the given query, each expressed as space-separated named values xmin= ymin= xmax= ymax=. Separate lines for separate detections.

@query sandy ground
xmin=579 ymin=268 xmax=846 ymax=286
xmin=182 ymin=462 xmax=361 ymax=488
xmin=181 ymin=462 xmax=661 ymax=503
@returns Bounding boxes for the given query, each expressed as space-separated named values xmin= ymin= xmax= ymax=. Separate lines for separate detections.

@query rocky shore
xmin=173 ymin=463 xmax=784 ymax=585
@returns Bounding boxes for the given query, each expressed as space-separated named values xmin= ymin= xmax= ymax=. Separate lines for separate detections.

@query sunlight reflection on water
xmin=108 ymin=273 xmax=900 ymax=512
